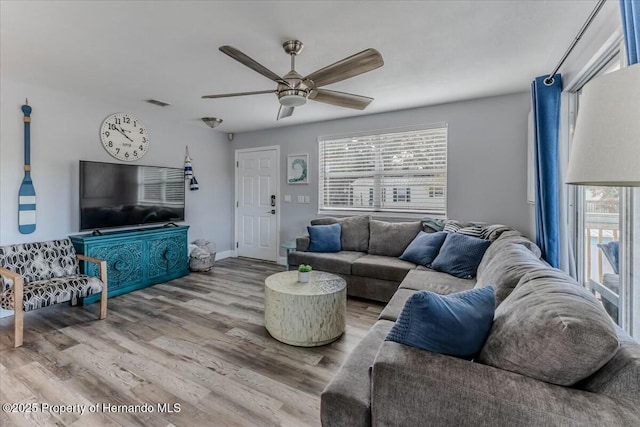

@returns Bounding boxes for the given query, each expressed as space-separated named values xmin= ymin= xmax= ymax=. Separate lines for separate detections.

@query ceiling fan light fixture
xmin=202 ymin=117 xmax=223 ymax=128
xmin=278 ymin=89 xmax=307 ymax=107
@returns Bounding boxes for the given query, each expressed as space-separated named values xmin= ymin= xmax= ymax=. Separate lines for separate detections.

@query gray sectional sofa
xmin=289 ymin=216 xmax=640 ymax=426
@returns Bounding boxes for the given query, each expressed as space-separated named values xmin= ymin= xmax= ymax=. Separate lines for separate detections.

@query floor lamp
xmin=565 ymin=63 xmax=640 ymax=333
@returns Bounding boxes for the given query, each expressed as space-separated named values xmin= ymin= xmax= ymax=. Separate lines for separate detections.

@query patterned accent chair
xmin=0 ymin=239 xmax=107 ymax=347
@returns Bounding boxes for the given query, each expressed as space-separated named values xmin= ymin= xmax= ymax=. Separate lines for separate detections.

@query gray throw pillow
xmin=474 ymin=243 xmax=546 ymax=305
xmin=311 ymin=215 xmax=370 ymax=252
xmin=477 ymin=267 xmax=619 ymax=386
xmin=368 ymin=220 xmax=422 ymax=257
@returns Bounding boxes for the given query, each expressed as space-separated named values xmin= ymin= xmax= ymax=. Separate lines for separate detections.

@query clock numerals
xmin=101 ymin=113 xmax=148 ymax=161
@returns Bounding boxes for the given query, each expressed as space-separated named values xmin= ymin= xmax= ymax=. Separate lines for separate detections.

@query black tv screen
xmin=79 ymin=160 xmax=185 ymax=231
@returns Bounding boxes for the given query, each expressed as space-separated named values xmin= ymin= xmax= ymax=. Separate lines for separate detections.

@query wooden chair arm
xmin=0 ymin=266 xmax=24 ymax=347
xmin=76 ymin=254 xmax=105 ymax=265
xmin=76 ymin=254 xmax=107 ymax=285
xmin=0 ymin=266 xmax=24 ymax=285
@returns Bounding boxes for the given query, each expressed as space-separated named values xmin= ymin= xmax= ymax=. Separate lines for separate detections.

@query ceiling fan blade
xmin=304 ymin=48 xmax=383 ymax=88
xmin=277 ymin=105 xmax=295 ymax=120
xmin=201 ymin=90 xmax=276 ymax=99
xmin=309 ymin=89 xmax=373 ymax=110
xmin=219 ymin=46 xmax=287 ymax=85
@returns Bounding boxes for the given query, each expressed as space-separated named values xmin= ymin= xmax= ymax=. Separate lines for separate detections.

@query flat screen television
xmin=79 ymin=160 xmax=185 ymax=231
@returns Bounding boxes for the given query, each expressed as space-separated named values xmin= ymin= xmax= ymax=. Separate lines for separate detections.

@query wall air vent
xmin=145 ymin=99 xmax=171 ymax=107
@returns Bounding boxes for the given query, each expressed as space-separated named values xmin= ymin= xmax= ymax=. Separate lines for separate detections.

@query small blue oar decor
xmin=18 ymin=99 xmax=36 ymax=234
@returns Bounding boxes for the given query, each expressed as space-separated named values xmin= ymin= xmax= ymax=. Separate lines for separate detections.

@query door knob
xmin=267 ymin=209 xmax=276 ymax=214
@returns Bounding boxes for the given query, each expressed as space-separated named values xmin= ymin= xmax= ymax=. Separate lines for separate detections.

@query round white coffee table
xmin=264 ymin=270 xmax=346 ymax=347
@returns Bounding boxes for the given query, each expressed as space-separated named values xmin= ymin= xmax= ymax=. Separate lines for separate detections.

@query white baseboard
xmin=216 ymin=250 xmax=235 ymax=261
xmin=0 ymin=309 xmax=14 ymax=318
xmin=216 ymin=250 xmax=286 ymax=266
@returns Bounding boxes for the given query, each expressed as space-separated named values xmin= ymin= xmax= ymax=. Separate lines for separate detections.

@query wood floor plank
xmin=0 ymin=258 xmax=384 ymax=426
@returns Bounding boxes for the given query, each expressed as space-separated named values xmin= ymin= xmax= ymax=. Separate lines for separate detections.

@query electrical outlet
xmin=284 ymin=195 xmax=291 ymax=202
xmin=297 ymin=195 xmax=305 ymax=203
xmin=304 ymin=196 xmax=310 ymax=203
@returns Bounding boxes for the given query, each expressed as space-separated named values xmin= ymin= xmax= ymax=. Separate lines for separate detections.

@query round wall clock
xmin=100 ymin=113 xmax=149 ymax=161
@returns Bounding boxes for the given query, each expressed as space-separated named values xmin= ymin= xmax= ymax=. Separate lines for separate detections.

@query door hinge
xmin=236 ymin=201 xmax=239 ymax=208
xmin=236 ymin=242 xmax=239 ymax=248
xmin=236 ymin=161 xmax=239 ymax=167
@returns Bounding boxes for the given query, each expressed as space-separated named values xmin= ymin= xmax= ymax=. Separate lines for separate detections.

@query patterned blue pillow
xmin=386 ymin=286 xmax=496 ymax=359
xmin=431 ymin=233 xmax=491 ymax=278
xmin=307 ymin=223 xmax=341 ymax=252
xmin=399 ymin=231 xmax=447 ymax=267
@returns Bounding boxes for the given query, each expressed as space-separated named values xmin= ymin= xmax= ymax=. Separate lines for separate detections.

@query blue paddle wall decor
xmin=19 ymin=99 xmax=36 ymax=234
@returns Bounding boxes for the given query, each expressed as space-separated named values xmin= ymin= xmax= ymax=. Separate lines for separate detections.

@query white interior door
xmin=236 ymin=148 xmax=279 ymax=261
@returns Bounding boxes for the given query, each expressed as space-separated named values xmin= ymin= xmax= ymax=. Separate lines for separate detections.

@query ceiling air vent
xmin=145 ymin=99 xmax=171 ymax=107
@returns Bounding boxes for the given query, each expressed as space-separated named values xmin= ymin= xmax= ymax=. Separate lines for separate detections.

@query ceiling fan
xmin=202 ymin=40 xmax=384 ymax=120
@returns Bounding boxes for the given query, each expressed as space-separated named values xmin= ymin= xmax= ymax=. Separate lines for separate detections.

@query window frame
xmin=317 ymin=123 xmax=448 ymax=218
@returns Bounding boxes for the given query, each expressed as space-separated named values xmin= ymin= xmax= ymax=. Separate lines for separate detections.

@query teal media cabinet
xmin=70 ymin=225 xmax=189 ymax=305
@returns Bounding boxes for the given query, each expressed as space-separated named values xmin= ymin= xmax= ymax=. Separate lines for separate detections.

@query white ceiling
xmin=0 ymin=0 xmax=619 ymax=133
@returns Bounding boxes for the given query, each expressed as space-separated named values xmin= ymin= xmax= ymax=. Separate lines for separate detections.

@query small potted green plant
xmin=298 ymin=264 xmax=312 ymax=283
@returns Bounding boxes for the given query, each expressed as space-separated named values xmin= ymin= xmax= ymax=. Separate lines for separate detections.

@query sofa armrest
xmin=296 ymin=235 xmax=310 ymax=252
xmin=76 ymin=254 xmax=108 ymax=319
xmin=371 ymin=342 xmax=640 ymax=427
xmin=0 ymin=267 xmax=24 ymax=347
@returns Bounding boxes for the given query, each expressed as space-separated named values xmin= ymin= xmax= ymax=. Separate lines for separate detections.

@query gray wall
xmin=0 ymin=77 xmax=233 ymax=250
xmin=232 ymin=92 xmax=532 ymax=254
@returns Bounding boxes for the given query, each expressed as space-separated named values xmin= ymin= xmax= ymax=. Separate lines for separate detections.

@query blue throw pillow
xmin=399 ymin=231 xmax=447 ymax=267
xmin=431 ymin=233 xmax=491 ymax=278
xmin=307 ymin=223 xmax=342 ymax=252
xmin=597 ymin=241 xmax=619 ymax=274
xmin=386 ymin=286 xmax=496 ymax=359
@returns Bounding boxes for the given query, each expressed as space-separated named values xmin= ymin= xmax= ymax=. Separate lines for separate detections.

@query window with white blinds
xmin=318 ymin=124 xmax=447 ymax=216
xmin=138 ymin=167 xmax=184 ymax=206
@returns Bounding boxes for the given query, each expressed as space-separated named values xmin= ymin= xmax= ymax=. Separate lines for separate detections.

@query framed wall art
xmin=287 ymin=153 xmax=309 ymax=184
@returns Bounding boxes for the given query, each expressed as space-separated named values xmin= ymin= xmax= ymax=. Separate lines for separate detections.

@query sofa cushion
xmin=308 ymin=223 xmax=342 ymax=252
xmin=0 ymin=239 xmax=79 ymax=290
xmin=474 ymin=242 xmax=547 ymax=305
xmin=431 ymin=233 xmax=491 ymax=279
xmin=400 ymin=268 xmax=476 ymax=295
xmin=477 ymin=267 xmax=619 ymax=386
xmin=288 ymin=251 xmax=365 ymax=276
xmin=352 ymin=255 xmax=416 ymax=282
xmin=386 ymin=287 xmax=495 ymax=359
xmin=476 ymin=230 xmax=542 ymax=278
xmin=311 ymin=215 xmax=371 ymax=252
xmin=0 ymin=274 xmax=103 ymax=311
xmin=576 ymin=326 xmax=640 ymax=402
xmin=378 ymin=288 xmax=417 ymax=322
xmin=321 ymin=319 xmax=395 ymax=427
xmin=368 ymin=220 xmax=421 ymax=257
xmin=399 ymin=231 xmax=447 ymax=267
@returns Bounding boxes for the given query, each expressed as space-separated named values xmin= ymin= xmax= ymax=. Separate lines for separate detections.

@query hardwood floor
xmin=0 ymin=258 xmax=384 ymax=427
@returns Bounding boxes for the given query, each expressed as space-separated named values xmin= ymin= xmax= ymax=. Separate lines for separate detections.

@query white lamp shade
xmin=565 ymin=63 xmax=640 ymax=186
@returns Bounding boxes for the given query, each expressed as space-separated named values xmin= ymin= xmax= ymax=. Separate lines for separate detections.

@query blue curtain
xmin=621 ymin=0 xmax=640 ymax=64
xmin=532 ymin=74 xmax=562 ymax=268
